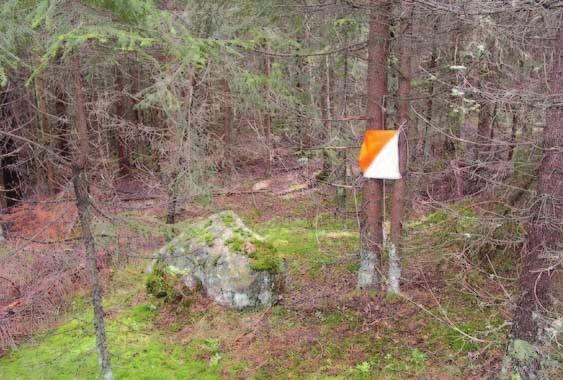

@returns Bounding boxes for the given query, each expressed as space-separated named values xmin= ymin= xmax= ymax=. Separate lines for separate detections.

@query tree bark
xmin=503 ymin=25 xmax=562 ymax=380
xmin=474 ymin=102 xmax=493 ymax=161
xmin=335 ymin=53 xmax=349 ymax=211
xmin=221 ymin=78 xmax=233 ymax=171
xmin=513 ymin=25 xmax=562 ymax=345
xmin=422 ymin=37 xmax=437 ymax=161
xmin=35 ymin=73 xmax=56 ymax=194
xmin=263 ymin=50 xmax=272 ymax=176
xmin=319 ymin=56 xmax=334 ymax=184
xmin=71 ymin=54 xmax=114 ymax=380
xmin=115 ymin=68 xmax=131 ymax=177
xmin=507 ymin=107 xmax=518 ymax=161
xmin=358 ymin=0 xmax=390 ymax=290
xmin=388 ymin=0 xmax=412 ymax=294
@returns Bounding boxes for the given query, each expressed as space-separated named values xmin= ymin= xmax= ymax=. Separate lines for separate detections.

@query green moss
xmin=0 ymin=267 xmax=242 ymax=380
xmin=226 ymin=235 xmax=245 ymax=253
xmin=508 ymin=339 xmax=538 ymax=362
xmin=256 ymin=216 xmax=357 ymax=276
xmin=226 ymin=235 xmax=282 ymax=272
xmin=221 ymin=213 xmax=235 ymax=227
xmin=146 ymin=264 xmax=191 ymax=306
xmin=426 ymin=320 xmax=480 ymax=352
xmin=248 ymin=239 xmax=281 ymax=272
xmin=195 ymin=229 xmax=215 ymax=246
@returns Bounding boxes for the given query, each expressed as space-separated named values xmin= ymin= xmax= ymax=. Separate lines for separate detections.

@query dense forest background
xmin=0 ymin=1 xmax=561 ymax=379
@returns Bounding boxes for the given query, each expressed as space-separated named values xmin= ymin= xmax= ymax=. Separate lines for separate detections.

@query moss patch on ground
xmin=0 ymin=267 xmax=244 ymax=380
xmin=0 ymin=202 xmax=512 ymax=379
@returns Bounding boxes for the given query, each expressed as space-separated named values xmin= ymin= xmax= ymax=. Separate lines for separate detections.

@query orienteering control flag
xmin=358 ymin=130 xmax=401 ymax=179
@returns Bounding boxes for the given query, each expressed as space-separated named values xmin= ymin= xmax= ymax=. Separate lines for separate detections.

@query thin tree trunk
xmin=388 ymin=0 xmax=412 ymax=295
xmin=263 ymin=50 xmax=272 ymax=176
xmin=335 ymin=53 xmax=349 ymax=211
xmin=507 ymin=107 xmax=518 ymax=161
xmin=358 ymin=0 xmax=390 ymax=290
xmin=115 ymin=68 xmax=131 ymax=177
xmin=221 ymin=78 xmax=233 ymax=171
xmin=319 ymin=56 xmax=334 ymax=183
xmin=166 ymin=173 xmax=178 ymax=225
xmin=165 ymin=71 xmax=195 ymax=226
xmin=54 ymin=83 xmax=71 ymax=160
xmin=35 ymin=73 xmax=56 ymax=194
xmin=421 ymin=22 xmax=438 ymax=160
xmin=502 ymin=25 xmax=561 ymax=380
xmin=474 ymin=102 xmax=493 ymax=161
xmin=71 ymin=54 xmax=114 ymax=380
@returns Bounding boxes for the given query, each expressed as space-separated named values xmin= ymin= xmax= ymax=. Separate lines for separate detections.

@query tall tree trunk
xmin=421 ymin=23 xmax=438 ymax=161
xmin=165 ymin=172 xmax=178 ymax=225
xmin=71 ymin=55 xmax=114 ymax=380
xmin=263 ymin=50 xmax=272 ymax=176
xmin=507 ymin=106 xmax=518 ymax=161
xmin=335 ymin=53 xmax=349 ymax=211
xmin=319 ymin=56 xmax=334 ymax=183
xmin=35 ymin=73 xmax=56 ymax=194
xmin=388 ymin=0 xmax=412 ymax=295
xmin=502 ymin=25 xmax=562 ymax=380
xmin=473 ymin=102 xmax=493 ymax=161
xmin=358 ymin=0 xmax=390 ymax=290
xmin=221 ymin=78 xmax=233 ymax=172
xmin=115 ymin=68 xmax=131 ymax=177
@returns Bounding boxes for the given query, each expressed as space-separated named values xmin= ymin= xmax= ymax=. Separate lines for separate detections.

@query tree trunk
xmin=422 ymin=28 xmax=437 ymax=161
xmin=71 ymin=54 xmax=114 ymax=380
xmin=507 ymin=107 xmax=518 ymax=161
xmin=115 ymin=68 xmax=131 ymax=177
xmin=335 ymin=53 xmax=349 ymax=211
xmin=35 ymin=73 xmax=56 ymax=194
xmin=388 ymin=0 xmax=412 ymax=295
xmin=166 ymin=171 xmax=179 ymax=225
xmin=221 ymin=78 xmax=233 ymax=171
xmin=358 ymin=0 xmax=390 ymax=290
xmin=473 ymin=102 xmax=493 ymax=161
xmin=502 ymin=25 xmax=562 ymax=380
xmin=263 ymin=50 xmax=272 ymax=176
xmin=319 ymin=56 xmax=334 ymax=184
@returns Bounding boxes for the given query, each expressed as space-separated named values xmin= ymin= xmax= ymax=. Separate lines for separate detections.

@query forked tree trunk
xmin=71 ymin=54 xmax=114 ymax=380
xmin=502 ymin=25 xmax=562 ymax=380
xmin=358 ymin=0 xmax=390 ymax=290
xmin=388 ymin=0 xmax=413 ymax=295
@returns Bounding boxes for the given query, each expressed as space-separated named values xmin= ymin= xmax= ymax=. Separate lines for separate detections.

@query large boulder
xmin=147 ymin=211 xmax=284 ymax=309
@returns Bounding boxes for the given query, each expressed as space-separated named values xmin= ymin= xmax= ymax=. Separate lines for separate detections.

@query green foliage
xmin=85 ymin=0 xmax=154 ymax=23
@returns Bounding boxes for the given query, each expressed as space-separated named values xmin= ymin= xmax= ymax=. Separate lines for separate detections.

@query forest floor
xmin=0 ymin=163 xmax=514 ymax=379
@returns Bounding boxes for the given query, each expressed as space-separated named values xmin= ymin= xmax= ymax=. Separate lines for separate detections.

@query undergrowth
xmin=0 ymin=203 xmax=512 ymax=379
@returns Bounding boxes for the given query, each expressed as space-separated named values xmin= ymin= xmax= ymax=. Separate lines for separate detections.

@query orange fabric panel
xmin=358 ymin=130 xmax=396 ymax=173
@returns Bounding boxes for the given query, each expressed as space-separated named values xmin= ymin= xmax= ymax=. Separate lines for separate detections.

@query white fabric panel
xmin=363 ymin=133 xmax=401 ymax=179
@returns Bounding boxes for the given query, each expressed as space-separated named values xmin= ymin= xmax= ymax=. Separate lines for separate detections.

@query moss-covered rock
xmin=148 ymin=211 xmax=284 ymax=309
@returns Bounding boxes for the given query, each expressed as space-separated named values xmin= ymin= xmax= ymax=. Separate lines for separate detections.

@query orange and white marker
xmin=358 ymin=130 xmax=401 ymax=179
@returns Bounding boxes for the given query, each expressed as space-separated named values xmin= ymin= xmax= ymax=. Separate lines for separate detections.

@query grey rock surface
xmin=149 ymin=211 xmax=283 ymax=309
